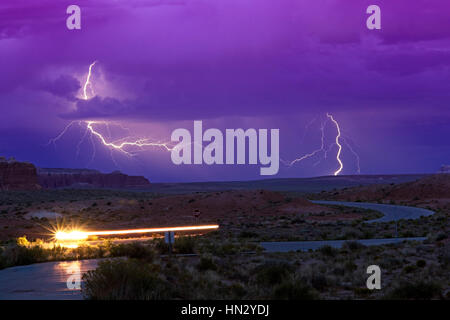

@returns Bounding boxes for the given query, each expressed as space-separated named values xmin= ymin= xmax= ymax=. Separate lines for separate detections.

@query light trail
xmin=326 ymin=113 xmax=343 ymax=176
xmin=54 ymin=224 xmax=220 ymax=241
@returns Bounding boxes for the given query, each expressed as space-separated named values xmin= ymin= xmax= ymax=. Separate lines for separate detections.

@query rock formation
xmin=0 ymin=157 xmax=41 ymax=190
xmin=37 ymin=168 xmax=151 ymax=189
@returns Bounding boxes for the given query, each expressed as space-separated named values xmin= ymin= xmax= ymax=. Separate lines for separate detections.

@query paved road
xmin=260 ymin=201 xmax=434 ymax=252
xmin=0 ymin=259 xmax=100 ymax=300
xmin=311 ymin=200 xmax=435 ymax=223
xmin=261 ymin=237 xmax=427 ymax=253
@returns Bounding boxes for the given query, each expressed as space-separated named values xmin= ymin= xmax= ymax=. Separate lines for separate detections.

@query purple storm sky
xmin=0 ymin=0 xmax=449 ymax=182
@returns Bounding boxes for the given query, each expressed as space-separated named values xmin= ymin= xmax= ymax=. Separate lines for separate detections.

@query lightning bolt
xmin=47 ymin=121 xmax=78 ymax=147
xmin=86 ymin=121 xmax=174 ymax=156
xmin=283 ymin=120 xmax=330 ymax=167
xmin=284 ymin=113 xmax=360 ymax=176
xmin=341 ymin=137 xmax=361 ymax=174
xmin=326 ymin=113 xmax=343 ymax=176
xmin=48 ymin=61 xmax=175 ymax=166
xmin=83 ymin=61 xmax=97 ymax=100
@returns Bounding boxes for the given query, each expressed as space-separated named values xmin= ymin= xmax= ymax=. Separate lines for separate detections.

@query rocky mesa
xmin=0 ymin=157 xmax=41 ymax=190
xmin=0 ymin=157 xmax=151 ymax=190
xmin=37 ymin=168 xmax=151 ymax=189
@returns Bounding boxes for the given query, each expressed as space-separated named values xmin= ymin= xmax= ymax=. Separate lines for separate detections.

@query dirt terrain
xmin=0 ymin=189 xmax=367 ymax=241
xmin=315 ymin=174 xmax=450 ymax=202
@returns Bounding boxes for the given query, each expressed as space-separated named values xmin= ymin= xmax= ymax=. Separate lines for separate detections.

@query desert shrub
xmin=332 ymin=266 xmax=345 ymax=276
xmin=254 ymin=262 xmax=293 ymax=286
xmin=227 ymin=283 xmax=246 ymax=299
xmin=110 ymin=243 xmax=155 ymax=262
xmin=203 ymin=242 xmax=239 ymax=256
xmin=197 ymin=256 xmax=217 ymax=271
xmin=239 ymin=231 xmax=258 ymax=238
xmin=3 ymin=245 xmax=47 ymax=266
xmin=339 ymin=228 xmax=363 ymax=240
xmin=416 ymin=260 xmax=426 ymax=268
xmin=83 ymin=259 xmax=171 ymax=300
xmin=402 ymin=265 xmax=417 ymax=274
xmin=354 ymin=287 xmax=373 ymax=297
xmin=342 ymin=241 xmax=365 ymax=251
xmin=72 ymin=245 xmax=106 ymax=260
xmin=16 ymin=236 xmax=29 ymax=247
xmin=380 ymin=256 xmax=403 ymax=269
xmin=174 ymin=236 xmax=196 ymax=254
xmin=435 ymin=232 xmax=447 ymax=241
xmin=271 ymin=280 xmax=318 ymax=300
xmin=385 ymin=281 xmax=442 ymax=300
xmin=438 ymin=245 xmax=450 ymax=266
xmin=310 ymin=274 xmax=329 ymax=291
xmin=153 ymin=238 xmax=169 ymax=254
xmin=343 ymin=260 xmax=357 ymax=273
xmin=318 ymin=245 xmax=338 ymax=257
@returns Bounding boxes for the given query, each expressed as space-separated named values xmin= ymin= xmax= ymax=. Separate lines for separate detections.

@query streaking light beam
xmin=54 ymin=225 xmax=220 ymax=241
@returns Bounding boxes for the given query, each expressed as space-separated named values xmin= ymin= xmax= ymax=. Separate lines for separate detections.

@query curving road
xmin=261 ymin=237 xmax=427 ymax=253
xmin=261 ymin=201 xmax=435 ymax=253
xmin=311 ymin=200 xmax=435 ymax=223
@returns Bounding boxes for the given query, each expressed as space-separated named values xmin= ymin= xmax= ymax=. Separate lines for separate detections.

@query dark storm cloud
xmin=37 ymin=74 xmax=81 ymax=101
xmin=0 ymin=0 xmax=449 ymax=180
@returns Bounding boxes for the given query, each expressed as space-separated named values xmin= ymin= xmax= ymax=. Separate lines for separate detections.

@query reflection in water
xmin=55 ymin=261 xmax=82 ymax=290
xmin=0 ymin=259 xmax=100 ymax=299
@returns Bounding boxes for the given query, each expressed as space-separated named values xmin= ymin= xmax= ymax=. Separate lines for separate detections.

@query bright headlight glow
xmin=54 ymin=225 xmax=219 ymax=241
xmin=55 ymin=230 xmax=88 ymax=241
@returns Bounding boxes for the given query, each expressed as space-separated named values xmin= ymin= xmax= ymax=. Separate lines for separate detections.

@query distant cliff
xmin=0 ymin=157 xmax=41 ymax=190
xmin=37 ymin=168 xmax=151 ymax=189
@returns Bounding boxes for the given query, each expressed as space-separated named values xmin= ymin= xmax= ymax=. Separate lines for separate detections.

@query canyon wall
xmin=0 ymin=158 xmax=40 ymax=190
xmin=37 ymin=168 xmax=151 ymax=189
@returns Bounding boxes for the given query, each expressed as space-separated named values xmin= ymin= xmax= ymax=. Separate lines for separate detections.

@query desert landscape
xmin=0 ymin=159 xmax=448 ymax=300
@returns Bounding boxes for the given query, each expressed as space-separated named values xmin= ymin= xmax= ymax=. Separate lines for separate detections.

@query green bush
xmin=311 ymin=274 xmax=329 ymax=291
xmin=3 ymin=245 xmax=47 ymax=266
xmin=318 ymin=245 xmax=338 ymax=257
xmin=83 ymin=259 xmax=171 ymax=300
xmin=271 ymin=280 xmax=318 ymax=300
xmin=342 ymin=241 xmax=365 ymax=251
xmin=402 ymin=265 xmax=416 ymax=274
xmin=386 ymin=281 xmax=442 ymax=300
xmin=416 ymin=260 xmax=426 ymax=268
xmin=344 ymin=261 xmax=357 ymax=273
xmin=254 ymin=262 xmax=293 ymax=286
xmin=174 ymin=236 xmax=196 ymax=254
xmin=110 ymin=243 xmax=155 ymax=262
xmin=239 ymin=231 xmax=258 ymax=238
xmin=153 ymin=238 xmax=169 ymax=254
xmin=197 ymin=256 xmax=217 ymax=271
